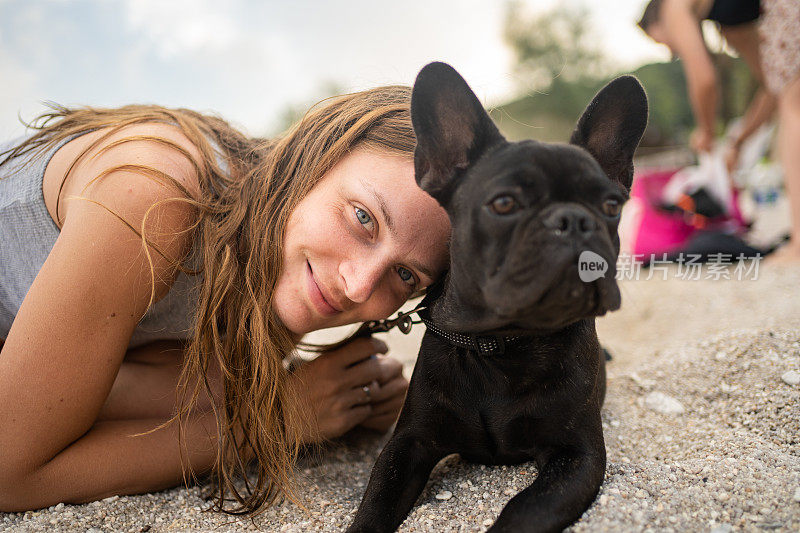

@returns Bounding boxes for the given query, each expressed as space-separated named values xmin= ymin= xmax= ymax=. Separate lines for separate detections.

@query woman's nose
xmin=339 ymin=256 xmax=387 ymax=304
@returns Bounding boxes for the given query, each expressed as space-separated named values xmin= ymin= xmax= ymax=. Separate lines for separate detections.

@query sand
xmin=3 ymin=206 xmax=800 ymax=532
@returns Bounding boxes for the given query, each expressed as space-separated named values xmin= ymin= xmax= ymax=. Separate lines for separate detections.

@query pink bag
xmin=628 ymin=168 xmax=749 ymax=258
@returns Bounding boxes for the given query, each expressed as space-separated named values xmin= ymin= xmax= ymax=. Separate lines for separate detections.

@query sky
xmin=0 ymin=0 xmax=667 ymax=140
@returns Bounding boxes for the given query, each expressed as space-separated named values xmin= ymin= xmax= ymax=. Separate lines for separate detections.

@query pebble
xmin=629 ymin=372 xmax=656 ymax=390
xmin=2 ymin=327 xmax=799 ymax=533
xmin=644 ymin=391 xmax=685 ymax=414
xmin=780 ymin=370 xmax=800 ymax=386
xmin=434 ymin=490 xmax=452 ymax=501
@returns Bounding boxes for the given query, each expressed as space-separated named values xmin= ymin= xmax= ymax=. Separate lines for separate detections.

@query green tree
xmin=496 ymin=1 xmax=756 ymax=147
xmin=503 ymin=1 xmax=610 ymax=91
xmin=493 ymin=2 xmax=616 ymax=142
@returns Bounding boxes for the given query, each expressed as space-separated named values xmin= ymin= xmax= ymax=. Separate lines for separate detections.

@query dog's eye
xmin=489 ymin=195 xmax=518 ymax=215
xmin=602 ymin=198 xmax=622 ymax=217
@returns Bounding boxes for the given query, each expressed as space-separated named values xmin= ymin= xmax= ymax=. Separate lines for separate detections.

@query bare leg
xmin=768 ymin=76 xmax=800 ymax=262
xmin=719 ymin=25 xmax=777 ymax=174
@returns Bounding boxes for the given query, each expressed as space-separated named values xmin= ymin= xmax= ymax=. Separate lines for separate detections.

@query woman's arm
xmin=95 ymin=340 xmax=223 ymax=422
xmin=663 ymin=0 xmax=719 ymax=151
xmin=724 ymin=88 xmax=777 ymax=172
xmin=0 ymin=126 xmax=207 ymax=509
xmin=2 ymin=413 xmax=219 ymax=511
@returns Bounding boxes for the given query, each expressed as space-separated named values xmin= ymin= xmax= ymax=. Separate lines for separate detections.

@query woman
xmin=638 ymin=0 xmax=800 ymax=262
xmin=0 ymin=87 xmax=451 ymax=513
xmin=638 ymin=0 xmax=775 ymax=159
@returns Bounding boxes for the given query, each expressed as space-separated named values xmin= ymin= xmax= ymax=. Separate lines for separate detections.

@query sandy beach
xmin=3 ymin=204 xmax=799 ymax=532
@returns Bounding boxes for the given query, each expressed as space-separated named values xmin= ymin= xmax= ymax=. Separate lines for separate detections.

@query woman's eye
xmin=489 ymin=195 xmax=518 ymax=215
xmin=397 ymin=266 xmax=416 ymax=287
xmin=602 ymin=198 xmax=622 ymax=218
xmin=354 ymin=207 xmax=375 ymax=231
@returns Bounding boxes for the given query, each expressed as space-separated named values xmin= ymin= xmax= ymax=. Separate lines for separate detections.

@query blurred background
xmin=3 ymin=0 xmax=703 ymax=144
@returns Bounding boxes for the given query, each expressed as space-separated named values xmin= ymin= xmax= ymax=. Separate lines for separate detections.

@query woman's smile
xmin=305 ymin=260 xmax=343 ymax=316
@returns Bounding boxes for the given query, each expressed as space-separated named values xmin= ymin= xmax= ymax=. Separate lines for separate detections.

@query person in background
xmin=638 ymin=0 xmax=800 ymax=262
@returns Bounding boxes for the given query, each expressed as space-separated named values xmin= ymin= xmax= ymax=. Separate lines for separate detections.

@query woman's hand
xmin=724 ymin=139 xmax=742 ymax=176
xmin=287 ymin=337 xmax=408 ymax=442
xmin=689 ymin=128 xmax=715 ymax=154
xmin=358 ymin=357 xmax=408 ymax=433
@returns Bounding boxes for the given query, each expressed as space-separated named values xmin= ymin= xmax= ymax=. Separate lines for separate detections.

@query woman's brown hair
xmin=0 ymin=85 xmax=416 ymax=515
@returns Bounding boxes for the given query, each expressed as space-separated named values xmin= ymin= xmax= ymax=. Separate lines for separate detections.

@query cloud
xmin=117 ymin=0 xmax=315 ymax=135
xmin=122 ymin=0 xmax=240 ymax=59
xmin=1 ymin=0 xmax=665 ymax=141
xmin=0 ymin=4 xmax=49 ymax=139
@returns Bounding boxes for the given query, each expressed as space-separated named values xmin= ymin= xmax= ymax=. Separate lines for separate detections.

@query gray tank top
xmin=0 ymin=133 xmax=207 ymax=348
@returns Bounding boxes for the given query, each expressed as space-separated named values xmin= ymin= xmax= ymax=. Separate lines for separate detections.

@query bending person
xmin=639 ymin=0 xmax=800 ymax=261
xmin=638 ymin=0 xmax=775 ymax=165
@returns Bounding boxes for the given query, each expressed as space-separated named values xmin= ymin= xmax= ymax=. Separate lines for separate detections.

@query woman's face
xmin=273 ymin=146 xmax=451 ymax=336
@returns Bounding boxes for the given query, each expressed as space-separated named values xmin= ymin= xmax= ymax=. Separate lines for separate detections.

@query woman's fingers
xmin=340 ymin=381 xmax=381 ymax=407
xmin=340 ymin=404 xmax=374 ymax=433
xmin=365 ymin=375 xmax=407 ymax=405
xmin=287 ymin=338 xmax=407 ymax=441
xmin=319 ymin=337 xmax=387 ymax=368
xmin=375 ymin=355 xmax=403 ymax=384
xmin=359 ymin=413 xmax=398 ymax=432
xmin=357 ymin=374 xmax=408 ymax=433
xmin=370 ymin=390 xmax=406 ymax=417
xmin=343 ymin=355 xmax=402 ymax=388
xmin=359 ymin=393 xmax=405 ymax=431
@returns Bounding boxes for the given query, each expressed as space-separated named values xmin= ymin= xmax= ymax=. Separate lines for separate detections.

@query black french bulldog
xmin=347 ymin=62 xmax=647 ymax=532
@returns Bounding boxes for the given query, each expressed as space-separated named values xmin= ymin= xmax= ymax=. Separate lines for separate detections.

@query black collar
xmin=416 ymin=307 xmax=531 ymax=356
xmin=301 ymin=280 xmax=532 ymax=357
xmin=415 ymin=278 xmax=533 ymax=356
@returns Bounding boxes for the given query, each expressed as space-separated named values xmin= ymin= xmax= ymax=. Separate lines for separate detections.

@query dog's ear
xmin=570 ymin=76 xmax=648 ymax=192
xmin=411 ymin=62 xmax=505 ymax=203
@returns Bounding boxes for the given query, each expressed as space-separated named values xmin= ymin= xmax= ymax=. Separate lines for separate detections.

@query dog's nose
xmin=543 ymin=206 xmax=597 ymax=238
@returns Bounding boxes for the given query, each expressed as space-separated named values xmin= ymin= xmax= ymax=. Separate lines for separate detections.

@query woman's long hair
xmin=0 ymin=86 xmax=416 ymax=515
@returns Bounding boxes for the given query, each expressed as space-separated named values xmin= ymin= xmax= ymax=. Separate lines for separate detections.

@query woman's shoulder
xmin=41 ymin=121 xmax=208 ymax=284
xmin=44 ymin=121 xmax=206 ymax=232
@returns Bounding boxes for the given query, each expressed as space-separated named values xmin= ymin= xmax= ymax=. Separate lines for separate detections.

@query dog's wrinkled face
xmin=448 ymin=141 xmax=625 ymax=330
xmin=411 ymin=62 xmax=648 ymax=332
